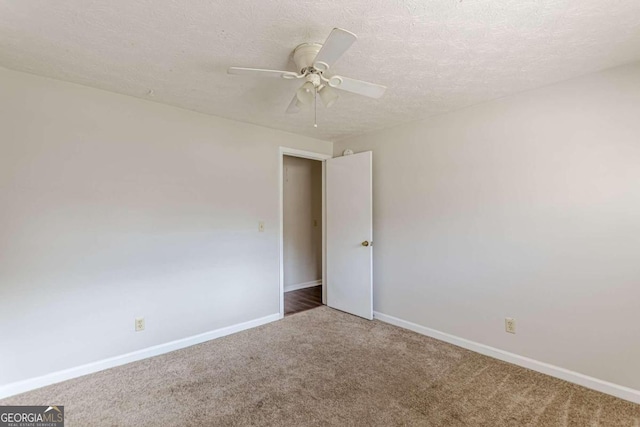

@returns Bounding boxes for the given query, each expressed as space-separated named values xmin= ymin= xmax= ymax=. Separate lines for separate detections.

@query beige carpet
xmin=2 ymin=307 xmax=639 ymax=426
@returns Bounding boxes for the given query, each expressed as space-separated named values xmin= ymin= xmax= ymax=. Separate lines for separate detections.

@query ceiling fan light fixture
xmin=319 ymin=85 xmax=339 ymax=108
xmin=296 ymin=81 xmax=316 ymax=105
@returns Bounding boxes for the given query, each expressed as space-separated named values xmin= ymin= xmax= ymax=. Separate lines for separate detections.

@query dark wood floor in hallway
xmin=285 ymin=285 xmax=323 ymax=316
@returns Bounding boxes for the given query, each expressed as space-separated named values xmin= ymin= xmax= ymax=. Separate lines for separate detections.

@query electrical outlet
xmin=505 ymin=317 xmax=516 ymax=334
xmin=135 ymin=317 xmax=145 ymax=332
xmin=258 ymin=221 xmax=265 ymax=232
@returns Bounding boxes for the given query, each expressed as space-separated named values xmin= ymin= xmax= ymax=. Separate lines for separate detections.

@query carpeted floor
xmin=2 ymin=307 xmax=639 ymax=426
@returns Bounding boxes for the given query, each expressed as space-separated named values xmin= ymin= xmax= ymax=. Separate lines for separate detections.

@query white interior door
xmin=326 ymin=151 xmax=373 ymax=320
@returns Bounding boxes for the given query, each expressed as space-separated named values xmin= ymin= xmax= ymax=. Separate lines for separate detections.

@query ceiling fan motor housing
xmin=292 ymin=43 xmax=323 ymax=73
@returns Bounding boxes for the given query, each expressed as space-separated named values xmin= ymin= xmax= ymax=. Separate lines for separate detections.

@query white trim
xmin=321 ymin=160 xmax=327 ymax=306
xmin=0 ymin=313 xmax=280 ymax=400
xmin=374 ymin=311 xmax=640 ymax=405
xmin=279 ymin=147 xmax=332 ymax=162
xmin=279 ymin=147 xmax=330 ymax=319
xmin=284 ymin=280 xmax=322 ymax=293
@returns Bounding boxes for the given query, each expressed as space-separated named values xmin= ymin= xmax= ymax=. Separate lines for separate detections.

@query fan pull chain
xmin=314 ymin=87 xmax=318 ymax=128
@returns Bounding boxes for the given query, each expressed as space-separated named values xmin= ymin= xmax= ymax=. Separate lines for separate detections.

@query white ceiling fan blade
xmin=312 ymin=28 xmax=357 ymax=72
xmin=228 ymin=67 xmax=299 ymax=79
xmin=327 ymin=75 xmax=386 ymax=99
xmin=286 ymin=94 xmax=300 ymax=114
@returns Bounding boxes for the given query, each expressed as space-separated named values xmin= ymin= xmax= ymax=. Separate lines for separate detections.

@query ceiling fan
xmin=228 ymin=28 xmax=386 ymax=126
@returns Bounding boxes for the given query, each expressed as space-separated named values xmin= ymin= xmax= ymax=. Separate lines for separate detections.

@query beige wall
xmin=0 ymin=67 xmax=332 ymax=386
xmin=334 ymin=62 xmax=640 ymax=391
xmin=283 ymin=156 xmax=322 ymax=289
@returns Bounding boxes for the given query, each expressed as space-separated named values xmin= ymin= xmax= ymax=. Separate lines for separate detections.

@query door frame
xmin=279 ymin=147 xmax=332 ymax=319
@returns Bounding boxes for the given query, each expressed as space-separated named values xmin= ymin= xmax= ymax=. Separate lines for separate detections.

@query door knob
xmin=362 ymin=241 xmax=371 ymax=247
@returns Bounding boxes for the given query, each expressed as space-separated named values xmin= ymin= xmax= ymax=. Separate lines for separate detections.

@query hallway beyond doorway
xmin=284 ymin=286 xmax=322 ymax=316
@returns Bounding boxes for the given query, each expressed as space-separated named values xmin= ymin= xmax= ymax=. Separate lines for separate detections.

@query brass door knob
xmin=362 ymin=241 xmax=370 ymax=247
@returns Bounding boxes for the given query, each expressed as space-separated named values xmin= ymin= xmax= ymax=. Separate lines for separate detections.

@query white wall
xmin=334 ymin=62 xmax=640 ymax=391
xmin=0 ymin=67 xmax=332 ymax=386
xmin=283 ymin=156 xmax=322 ymax=289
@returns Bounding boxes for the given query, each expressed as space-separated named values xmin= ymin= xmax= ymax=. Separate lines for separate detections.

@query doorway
xmin=282 ymin=154 xmax=323 ymax=316
xmin=279 ymin=147 xmax=373 ymax=320
xmin=279 ymin=148 xmax=331 ymax=318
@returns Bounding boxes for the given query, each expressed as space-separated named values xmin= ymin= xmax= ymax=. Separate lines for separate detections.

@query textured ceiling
xmin=1 ymin=1 xmax=640 ymax=141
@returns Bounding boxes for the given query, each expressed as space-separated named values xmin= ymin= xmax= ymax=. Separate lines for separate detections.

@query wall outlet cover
xmin=135 ymin=317 xmax=145 ymax=332
xmin=505 ymin=317 xmax=516 ymax=334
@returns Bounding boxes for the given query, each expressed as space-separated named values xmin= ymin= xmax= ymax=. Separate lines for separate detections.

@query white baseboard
xmin=373 ymin=311 xmax=640 ymax=405
xmin=0 ymin=313 xmax=280 ymax=400
xmin=284 ymin=280 xmax=321 ymax=293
